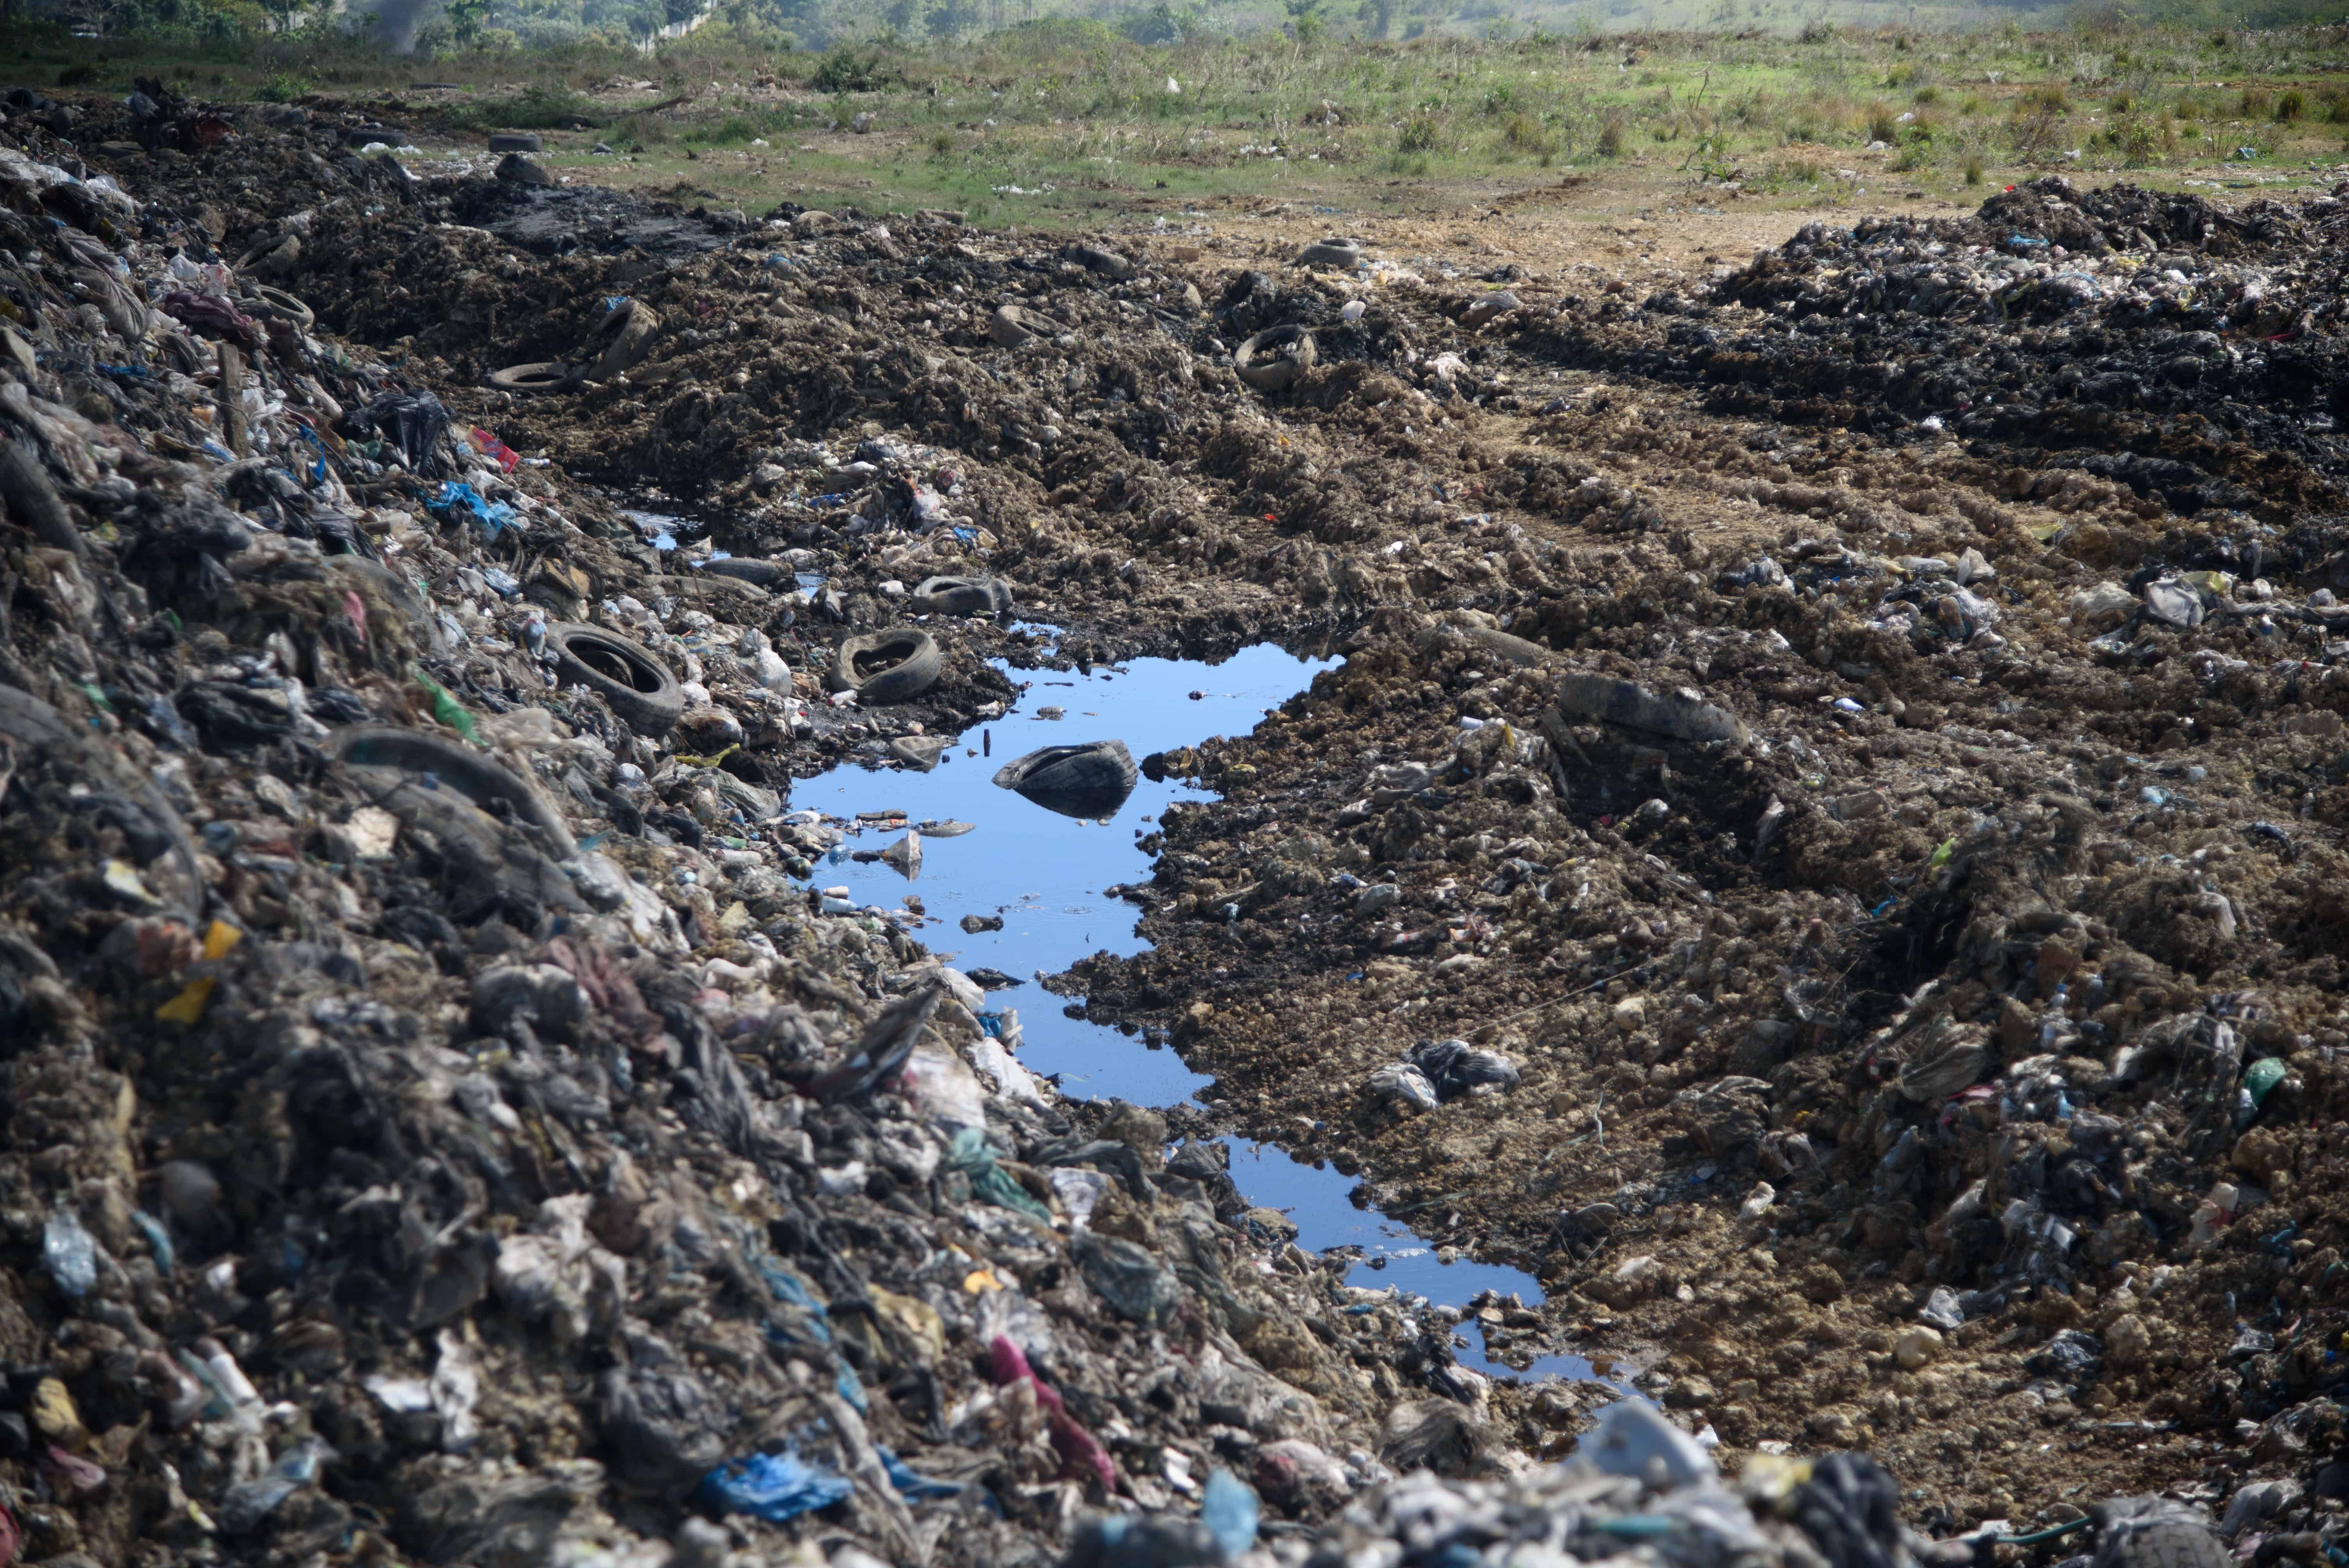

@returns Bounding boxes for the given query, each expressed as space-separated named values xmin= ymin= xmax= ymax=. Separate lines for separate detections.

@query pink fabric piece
xmin=988 ymin=1335 xmax=1116 ymax=1492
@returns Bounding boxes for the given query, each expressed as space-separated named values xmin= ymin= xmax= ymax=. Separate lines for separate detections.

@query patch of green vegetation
xmin=809 ymin=48 xmax=887 ymax=93
xmin=445 ymin=84 xmax=605 ymax=131
xmin=20 ymin=7 xmax=2349 ymax=232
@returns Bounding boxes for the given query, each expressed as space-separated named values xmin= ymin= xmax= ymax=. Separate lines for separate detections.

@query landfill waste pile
xmin=1068 ymin=174 xmax=2349 ymax=1531
xmin=0 ymin=91 xmax=1612 ymax=1568
xmin=0 ymin=81 xmax=2345 ymax=1568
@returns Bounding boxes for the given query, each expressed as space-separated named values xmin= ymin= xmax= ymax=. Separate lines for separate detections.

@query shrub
xmin=1596 ymin=119 xmax=1624 ymax=155
xmin=1397 ymin=114 xmax=1441 ymax=151
xmin=449 ymin=85 xmax=601 ymax=132
xmin=2276 ymin=89 xmax=2305 ymax=121
xmin=1964 ymin=155 xmax=1984 ymax=184
xmin=810 ymin=48 xmax=882 ymax=93
xmin=611 ymin=111 xmax=673 ymax=145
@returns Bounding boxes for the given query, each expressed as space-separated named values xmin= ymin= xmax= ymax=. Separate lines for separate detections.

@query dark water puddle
xmin=804 ymin=639 xmax=1308 ymax=1107
xmin=620 ymin=506 xmax=690 ymax=552
xmin=798 ymin=638 xmax=1610 ymax=1386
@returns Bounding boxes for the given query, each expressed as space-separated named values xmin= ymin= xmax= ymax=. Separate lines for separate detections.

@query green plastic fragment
xmin=1927 ymin=836 xmax=1956 ymax=871
xmin=945 ymin=1127 xmax=1051 ymax=1222
xmin=2245 ymin=1056 xmax=2288 ymax=1107
xmin=412 ymin=667 xmax=479 ymax=743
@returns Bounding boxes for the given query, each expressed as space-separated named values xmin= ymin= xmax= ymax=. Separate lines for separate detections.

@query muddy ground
xmin=8 ymin=86 xmax=2349 ymax=1561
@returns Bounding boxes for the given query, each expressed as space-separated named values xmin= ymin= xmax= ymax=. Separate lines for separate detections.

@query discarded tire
xmin=233 ymin=234 xmax=298 ymax=276
xmin=988 ymin=304 xmax=1034 ymax=347
xmin=1296 ymin=238 xmax=1362 ymax=267
xmin=1235 ymin=325 xmax=1316 ymax=392
xmin=247 ymin=285 xmax=314 ymax=328
xmin=911 ymin=574 xmax=1013 ymax=617
xmin=1065 ymin=242 xmax=1134 ymax=281
xmin=694 ymin=557 xmax=786 ymax=589
xmin=545 ymin=622 xmax=685 ymax=736
xmin=489 ymin=361 xmax=574 ymax=395
xmin=0 ymin=681 xmax=203 ymax=911
xmin=582 ymin=298 xmax=661 ymax=381
xmin=993 ymin=739 xmax=1138 ymax=819
xmin=487 ymin=131 xmax=543 ymax=153
xmin=834 ymin=628 xmax=941 ymax=704
xmin=330 ymin=724 xmax=577 ymax=858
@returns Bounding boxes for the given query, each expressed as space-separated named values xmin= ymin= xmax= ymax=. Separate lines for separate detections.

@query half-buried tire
xmin=911 ymin=575 xmax=1013 ymax=617
xmin=992 ymin=739 xmax=1138 ymax=819
xmin=489 ymin=362 xmax=574 ymax=395
xmin=834 ymin=629 xmax=941 ymax=704
xmin=329 ymin=724 xmax=576 ymax=858
xmin=545 ymin=622 xmax=684 ymax=736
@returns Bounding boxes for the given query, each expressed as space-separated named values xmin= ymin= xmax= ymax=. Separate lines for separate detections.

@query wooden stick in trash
xmin=218 ymin=343 xmax=247 ymax=456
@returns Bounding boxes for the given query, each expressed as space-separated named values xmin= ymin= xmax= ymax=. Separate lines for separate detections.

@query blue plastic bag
xmin=700 ymin=1451 xmax=853 ymax=1522
xmin=426 ymin=481 xmax=517 ymax=538
xmin=879 ymin=1445 xmax=964 ymax=1502
xmin=1202 ymin=1468 xmax=1260 ymax=1560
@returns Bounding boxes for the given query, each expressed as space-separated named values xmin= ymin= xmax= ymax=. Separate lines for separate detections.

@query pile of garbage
xmin=0 ymin=89 xmax=1549 ymax=1568
xmin=13 ymin=76 xmax=2349 ymax=1560
xmin=1311 ymin=1398 xmax=2272 ymax=1568
xmin=1683 ymin=175 xmax=2346 ymax=476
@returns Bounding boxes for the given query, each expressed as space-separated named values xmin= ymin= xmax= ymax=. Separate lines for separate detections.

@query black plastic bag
xmin=342 ymin=390 xmax=451 ymax=474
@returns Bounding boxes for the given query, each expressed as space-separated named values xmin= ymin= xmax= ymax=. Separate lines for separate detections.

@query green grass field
xmin=11 ymin=13 xmax=2349 ymax=228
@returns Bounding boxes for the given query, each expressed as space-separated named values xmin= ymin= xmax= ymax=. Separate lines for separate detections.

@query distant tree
xmin=925 ymin=0 xmax=980 ymax=33
xmin=445 ymin=0 xmax=492 ymax=43
xmin=1358 ymin=0 xmax=1395 ymax=34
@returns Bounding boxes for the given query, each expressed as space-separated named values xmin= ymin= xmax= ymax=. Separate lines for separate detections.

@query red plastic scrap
xmin=987 ymin=1335 xmax=1117 ymax=1493
xmin=0 ymin=1499 xmax=18 ymax=1568
xmin=180 ymin=113 xmax=234 ymax=151
xmin=471 ymin=427 xmax=521 ymax=474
